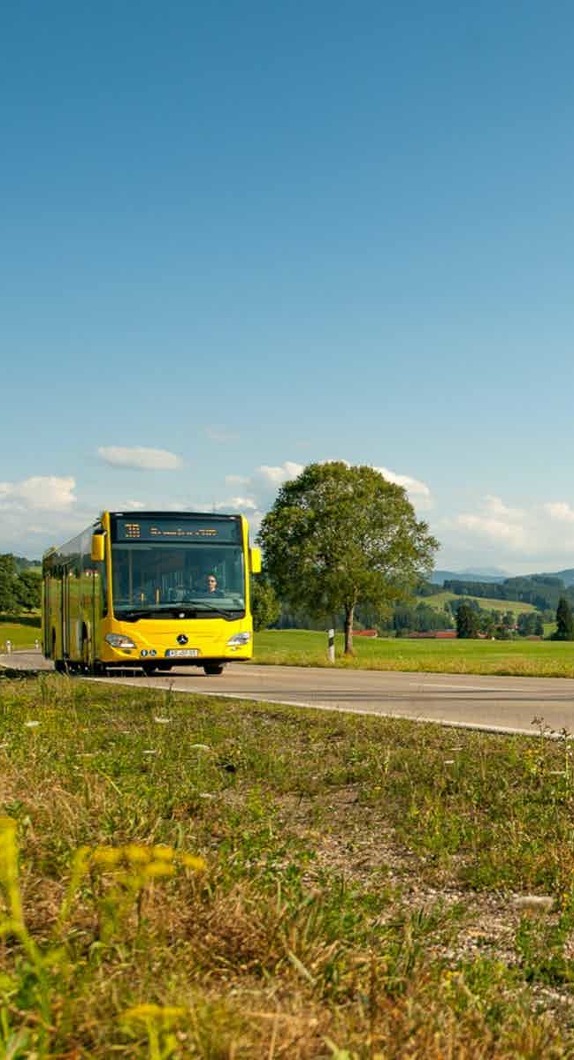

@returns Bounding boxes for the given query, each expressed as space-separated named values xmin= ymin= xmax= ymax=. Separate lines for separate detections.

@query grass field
xmin=0 ymin=616 xmax=41 ymax=651
xmin=3 ymin=673 xmax=574 ymax=1056
xmin=254 ymin=629 xmax=574 ymax=678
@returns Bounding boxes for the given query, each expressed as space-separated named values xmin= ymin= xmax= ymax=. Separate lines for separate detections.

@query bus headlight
xmin=105 ymin=633 xmax=137 ymax=650
xmin=227 ymin=632 xmax=251 ymax=647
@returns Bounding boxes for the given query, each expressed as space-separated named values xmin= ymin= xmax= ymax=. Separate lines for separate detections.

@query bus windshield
xmin=111 ymin=542 xmax=246 ymax=618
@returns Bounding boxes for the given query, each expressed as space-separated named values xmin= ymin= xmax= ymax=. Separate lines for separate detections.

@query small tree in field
xmin=552 ymin=596 xmax=574 ymax=641
xmin=455 ymin=600 xmax=480 ymax=639
xmin=257 ymin=462 xmax=439 ymax=654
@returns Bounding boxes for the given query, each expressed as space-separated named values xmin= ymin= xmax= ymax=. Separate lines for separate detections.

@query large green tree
xmin=0 ymin=554 xmax=18 ymax=613
xmin=257 ymin=462 xmax=439 ymax=654
xmin=0 ymin=555 xmax=42 ymax=613
xmin=15 ymin=568 xmax=42 ymax=612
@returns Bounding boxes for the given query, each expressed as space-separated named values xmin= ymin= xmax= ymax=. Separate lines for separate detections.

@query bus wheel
xmin=203 ymin=663 xmax=225 ymax=676
xmin=54 ymin=659 xmax=67 ymax=674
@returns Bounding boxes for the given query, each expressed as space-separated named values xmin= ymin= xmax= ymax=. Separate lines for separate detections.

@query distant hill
xmin=544 ymin=569 xmax=574 ymax=588
xmin=431 ymin=569 xmax=507 ymax=585
xmin=426 ymin=567 xmax=574 ymax=614
xmin=432 ymin=567 xmax=574 ymax=588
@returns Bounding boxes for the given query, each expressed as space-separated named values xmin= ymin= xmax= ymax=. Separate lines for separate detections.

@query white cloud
xmin=374 ymin=465 xmax=432 ymax=508
xmin=122 ymin=499 xmax=147 ymax=510
xmin=456 ymin=513 xmax=527 ymax=548
xmin=0 ymin=476 xmax=76 ymax=511
xmin=435 ymin=492 xmax=574 ymax=572
xmin=215 ymin=496 xmax=259 ymax=512
xmin=0 ymin=475 xmax=89 ymax=556
xmin=544 ymin=502 xmax=574 ymax=524
xmin=453 ymin=495 xmax=527 ymax=548
xmin=97 ymin=446 xmax=183 ymax=470
xmin=481 ymin=495 xmax=524 ymax=521
xmin=256 ymin=462 xmax=305 ymax=486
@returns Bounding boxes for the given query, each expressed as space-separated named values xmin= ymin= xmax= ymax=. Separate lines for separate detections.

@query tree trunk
xmin=343 ymin=604 xmax=355 ymax=655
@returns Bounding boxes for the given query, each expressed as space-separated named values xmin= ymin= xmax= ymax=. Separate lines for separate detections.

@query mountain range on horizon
xmin=432 ymin=567 xmax=574 ymax=588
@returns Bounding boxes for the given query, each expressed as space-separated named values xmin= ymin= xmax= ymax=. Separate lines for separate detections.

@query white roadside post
xmin=327 ymin=628 xmax=335 ymax=663
xmin=5 ymin=640 xmax=11 ymax=654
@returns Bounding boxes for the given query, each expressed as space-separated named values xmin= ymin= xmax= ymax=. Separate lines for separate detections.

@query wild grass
xmin=253 ymin=629 xmax=574 ymax=678
xmin=2 ymin=673 xmax=574 ymax=1055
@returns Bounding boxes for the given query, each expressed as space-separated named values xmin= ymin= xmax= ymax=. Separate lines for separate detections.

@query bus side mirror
xmin=91 ymin=534 xmax=105 ymax=563
xmin=249 ymin=546 xmax=261 ymax=574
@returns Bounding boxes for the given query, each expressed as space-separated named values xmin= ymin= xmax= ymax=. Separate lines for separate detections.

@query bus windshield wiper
xmin=115 ymin=608 xmax=154 ymax=621
xmin=116 ymin=606 xmax=189 ymax=620
xmin=192 ymin=602 xmax=245 ymax=619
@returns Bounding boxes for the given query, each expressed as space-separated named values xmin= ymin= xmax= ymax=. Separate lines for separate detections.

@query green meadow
xmin=0 ymin=616 xmax=41 ymax=650
xmin=3 ymin=673 xmax=574 ymax=1057
xmin=421 ymin=589 xmax=537 ymax=614
xmin=253 ymin=629 xmax=574 ymax=678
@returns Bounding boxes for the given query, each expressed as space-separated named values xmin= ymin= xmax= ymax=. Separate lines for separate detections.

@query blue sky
xmin=2 ymin=1 xmax=574 ymax=574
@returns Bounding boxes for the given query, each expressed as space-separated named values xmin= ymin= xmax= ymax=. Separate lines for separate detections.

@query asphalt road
xmin=3 ymin=650 xmax=574 ymax=736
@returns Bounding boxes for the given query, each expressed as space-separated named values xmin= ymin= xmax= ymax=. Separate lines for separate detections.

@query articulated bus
xmin=42 ymin=510 xmax=261 ymax=675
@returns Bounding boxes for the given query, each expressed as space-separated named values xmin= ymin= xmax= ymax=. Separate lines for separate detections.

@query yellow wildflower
xmin=143 ymin=862 xmax=176 ymax=879
xmin=0 ymin=818 xmax=19 ymax=886
xmin=150 ymin=845 xmax=175 ymax=861
xmin=91 ymin=847 xmax=122 ymax=868
xmin=122 ymin=1002 xmax=186 ymax=1025
xmin=178 ymin=853 xmax=207 ymax=872
xmin=123 ymin=844 xmax=152 ymax=865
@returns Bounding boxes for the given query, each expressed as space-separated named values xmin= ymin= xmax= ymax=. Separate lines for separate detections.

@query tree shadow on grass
xmin=0 ymin=614 xmax=41 ymax=628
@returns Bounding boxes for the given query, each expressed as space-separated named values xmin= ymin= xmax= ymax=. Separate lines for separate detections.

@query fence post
xmin=327 ymin=628 xmax=335 ymax=663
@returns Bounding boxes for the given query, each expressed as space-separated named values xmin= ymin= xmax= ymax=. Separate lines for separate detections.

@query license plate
xmin=166 ymin=648 xmax=199 ymax=658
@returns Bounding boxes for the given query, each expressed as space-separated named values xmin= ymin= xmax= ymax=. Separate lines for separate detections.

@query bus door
xmin=60 ymin=563 xmax=71 ymax=659
xmin=90 ymin=563 xmax=103 ymax=659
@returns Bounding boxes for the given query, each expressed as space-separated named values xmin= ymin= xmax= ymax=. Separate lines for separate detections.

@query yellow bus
xmin=42 ymin=510 xmax=261 ymax=676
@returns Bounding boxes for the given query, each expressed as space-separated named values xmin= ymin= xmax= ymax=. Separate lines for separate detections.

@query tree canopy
xmin=257 ymin=462 xmax=439 ymax=653
xmin=251 ymin=576 xmax=281 ymax=632
xmin=0 ymin=554 xmax=41 ymax=613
